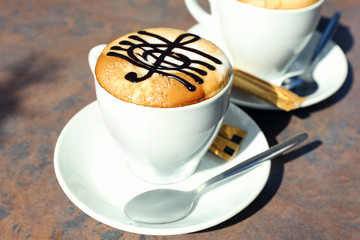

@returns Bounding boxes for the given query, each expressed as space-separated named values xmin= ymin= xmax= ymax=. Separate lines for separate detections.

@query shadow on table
xmin=0 ymin=54 xmax=61 ymax=135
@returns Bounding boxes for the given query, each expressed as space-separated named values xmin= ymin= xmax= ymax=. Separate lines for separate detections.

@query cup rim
xmin=234 ymin=0 xmax=324 ymax=13
xmin=95 ymin=70 xmax=234 ymax=112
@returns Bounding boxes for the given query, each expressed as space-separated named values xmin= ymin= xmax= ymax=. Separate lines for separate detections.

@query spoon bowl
xmin=125 ymin=189 xmax=197 ymax=223
xmin=124 ymin=133 xmax=308 ymax=223
xmin=282 ymin=62 xmax=319 ymax=96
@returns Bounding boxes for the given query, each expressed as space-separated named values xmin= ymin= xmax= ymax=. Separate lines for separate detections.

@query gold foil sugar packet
xmin=232 ymin=68 xmax=307 ymax=111
xmin=209 ymin=123 xmax=247 ymax=161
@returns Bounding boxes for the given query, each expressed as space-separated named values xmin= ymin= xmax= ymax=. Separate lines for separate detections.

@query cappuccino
xmin=237 ymin=0 xmax=319 ymax=9
xmin=95 ymin=28 xmax=232 ymax=108
xmin=90 ymin=28 xmax=233 ymax=183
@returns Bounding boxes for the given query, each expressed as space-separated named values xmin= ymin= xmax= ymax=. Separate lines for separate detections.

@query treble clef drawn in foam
xmin=106 ymin=30 xmax=222 ymax=91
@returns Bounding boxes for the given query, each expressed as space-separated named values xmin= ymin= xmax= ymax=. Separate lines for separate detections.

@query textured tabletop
xmin=0 ymin=0 xmax=359 ymax=239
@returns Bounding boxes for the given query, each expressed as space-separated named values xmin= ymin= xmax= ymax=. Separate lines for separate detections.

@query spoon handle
xmin=197 ymin=133 xmax=308 ymax=193
xmin=312 ymin=12 xmax=341 ymax=61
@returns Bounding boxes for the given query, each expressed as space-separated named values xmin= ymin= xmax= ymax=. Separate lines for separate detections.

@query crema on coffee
xmin=237 ymin=0 xmax=319 ymax=9
xmin=95 ymin=28 xmax=232 ymax=108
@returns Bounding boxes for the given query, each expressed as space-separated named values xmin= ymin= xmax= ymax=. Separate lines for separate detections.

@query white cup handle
xmin=185 ymin=0 xmax=218 ymax=29
xmin=88 ymin=44 xmax=107 ymax=76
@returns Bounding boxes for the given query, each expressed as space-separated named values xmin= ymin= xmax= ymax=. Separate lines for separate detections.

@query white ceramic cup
xmin=185 ymin=0 xmax=324 ymax=81
xmin=89 ymin=44 xmax=233 ymax=184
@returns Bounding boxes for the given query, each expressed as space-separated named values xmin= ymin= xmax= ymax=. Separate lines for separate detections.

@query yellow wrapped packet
xmin=209 ymin=123 xmax=247 ymax=161
xmin=233 ymin=68 xmax=307 ymax=111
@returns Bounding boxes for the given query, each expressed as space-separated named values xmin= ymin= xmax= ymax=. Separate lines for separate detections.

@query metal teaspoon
xmin=282 ymin=12 xmax=341 ymax=96
xmin=124 ymin=133 xmax=308 ymax=224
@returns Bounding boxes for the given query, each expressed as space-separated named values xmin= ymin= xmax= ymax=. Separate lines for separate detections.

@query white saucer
xmin=54 ymin=102 xmax=270 ymax=235
xmin=188 ymin=24 xmax=348 ymax=110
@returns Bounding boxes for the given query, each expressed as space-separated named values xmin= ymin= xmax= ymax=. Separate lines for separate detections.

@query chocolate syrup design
xmin=107 ymin=30 xmax=222 ymax=91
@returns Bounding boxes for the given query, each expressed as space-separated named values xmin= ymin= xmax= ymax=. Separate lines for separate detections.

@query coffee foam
xmin=237 ymin=0 xmax=319 ymax=9
xmin=95 ymin=28 xmax=232 ymax=108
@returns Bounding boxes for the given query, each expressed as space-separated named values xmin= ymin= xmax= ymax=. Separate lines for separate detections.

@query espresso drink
xmin=95 ymin=28 xmax=232 ymax=108
xmin=237 ymin=0 xmax=319 ymax=9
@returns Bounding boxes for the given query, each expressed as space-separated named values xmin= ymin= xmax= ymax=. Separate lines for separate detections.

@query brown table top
xmin=1 ymin=0 xmax=359 ymax=239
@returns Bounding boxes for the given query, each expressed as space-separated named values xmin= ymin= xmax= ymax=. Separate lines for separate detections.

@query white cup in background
xmin=185 ymin=0 xmax=324 ymax=81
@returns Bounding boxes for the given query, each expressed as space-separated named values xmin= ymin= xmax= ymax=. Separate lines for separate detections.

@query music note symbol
xmin=107 ymin=30 xmax=222 ymax=91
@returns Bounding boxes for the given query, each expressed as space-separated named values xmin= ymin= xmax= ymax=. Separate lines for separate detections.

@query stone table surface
xmin=0 ymin=0 xmax=359 ymax=239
